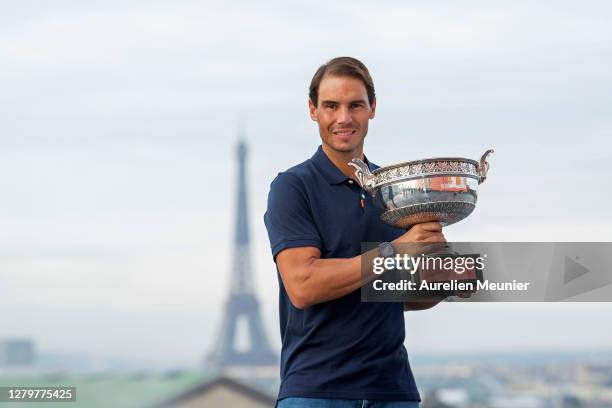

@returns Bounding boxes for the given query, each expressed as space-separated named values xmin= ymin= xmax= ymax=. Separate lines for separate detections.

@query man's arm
xmin=275 ymin=247 xmax=361 ymax=309
xmin=276 ymin=222 xmax=446 ymax=309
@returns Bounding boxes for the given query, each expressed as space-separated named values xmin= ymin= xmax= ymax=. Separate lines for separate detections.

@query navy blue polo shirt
xmin=264 ymin=145 xmax=421 ymax=402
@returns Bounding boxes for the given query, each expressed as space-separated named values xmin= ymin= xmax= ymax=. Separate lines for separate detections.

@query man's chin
xmin=333 ymin=145 xmax=355 ymax=153
xmin=327 ymin=141 xmax=360 ymax=153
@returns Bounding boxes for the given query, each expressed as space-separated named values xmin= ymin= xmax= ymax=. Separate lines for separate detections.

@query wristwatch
xmin=378 ymin=242 xmax=395 ymax=258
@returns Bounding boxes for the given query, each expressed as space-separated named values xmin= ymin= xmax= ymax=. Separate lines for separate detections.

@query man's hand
xmin=396 ymin=222 xmax=447 ymax=311
xmin=395 ymin=222 xmax=446 ymax=244
xmin=392 ymin=222 xmax=447 ymax=257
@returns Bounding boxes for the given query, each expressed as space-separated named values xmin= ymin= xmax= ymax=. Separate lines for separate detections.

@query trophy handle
xmin=478 ymin=149 xmax=494 ymax=184
xmin=348 ymin=158 xmax=375 ymax=192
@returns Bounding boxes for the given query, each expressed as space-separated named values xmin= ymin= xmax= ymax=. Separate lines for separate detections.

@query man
xmin=264 ymin=57 xmax=445 ymax=407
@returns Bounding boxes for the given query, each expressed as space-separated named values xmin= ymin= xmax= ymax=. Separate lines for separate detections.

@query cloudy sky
xmin=1 ymin=1 xmax=611 ymax=367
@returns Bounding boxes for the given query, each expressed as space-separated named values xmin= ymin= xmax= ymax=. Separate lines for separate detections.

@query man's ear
xmin=369 ymin=98 xmax=376 ymax=119
xmin=308 ymin=99 xmax=318 ymax=121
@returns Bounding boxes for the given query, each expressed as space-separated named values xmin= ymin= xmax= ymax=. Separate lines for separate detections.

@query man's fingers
xmin=422 ymin=233 xmax=446 ymax=243
xmin=420 ymin=242 xmax=447 ymax=255
xmin=416 ymin=222 xmax=443 ymax=232
xmin=396 ymin=222 xmax=445 ymax=245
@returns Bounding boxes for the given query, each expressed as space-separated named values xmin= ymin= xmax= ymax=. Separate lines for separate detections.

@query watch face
xmin=380 ymin=243 xmax=394 ymax=257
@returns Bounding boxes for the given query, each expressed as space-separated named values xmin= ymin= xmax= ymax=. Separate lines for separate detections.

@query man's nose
xmin=336 ymin=106 xmax=352 ymax=124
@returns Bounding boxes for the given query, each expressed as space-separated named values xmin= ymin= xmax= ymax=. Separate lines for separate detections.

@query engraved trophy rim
xmin=370 ymin=156 xmax=479 ymax=175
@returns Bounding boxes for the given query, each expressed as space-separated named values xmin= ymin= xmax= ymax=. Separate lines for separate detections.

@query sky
xmin=1 ymin=1 xmax=612 ymax=368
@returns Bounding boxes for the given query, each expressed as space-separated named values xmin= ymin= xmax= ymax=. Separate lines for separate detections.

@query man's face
xmin=309 ymin=75 xmax=376 ymax=155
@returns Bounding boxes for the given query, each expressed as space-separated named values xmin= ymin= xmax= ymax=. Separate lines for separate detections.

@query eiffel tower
xmin=207 ymin=140 xmax=277 ymax=370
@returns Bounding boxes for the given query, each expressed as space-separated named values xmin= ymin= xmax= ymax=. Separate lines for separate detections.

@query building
xmin=152 ymin=376 xmax=276 ymax=408
xmin=0 ymin=339 xmax=36 ymax=367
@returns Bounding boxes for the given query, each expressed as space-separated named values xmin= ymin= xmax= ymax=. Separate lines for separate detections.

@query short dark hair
xmin=309 ymin=56 xmax=376 ymax=107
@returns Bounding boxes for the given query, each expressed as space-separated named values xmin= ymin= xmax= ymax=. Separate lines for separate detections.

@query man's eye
xmin=351 ymin=103 xmax=364 ymax=109
xmin=325 ymin=105 xmax=337 ymax=110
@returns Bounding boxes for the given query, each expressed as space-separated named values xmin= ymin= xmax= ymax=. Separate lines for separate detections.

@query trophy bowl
xmin=349 ymin=150 xmax=493 ymax=228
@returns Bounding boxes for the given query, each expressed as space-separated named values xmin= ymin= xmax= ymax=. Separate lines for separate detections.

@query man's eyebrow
xmin=320 ymin=99 xmax=367 ymax=105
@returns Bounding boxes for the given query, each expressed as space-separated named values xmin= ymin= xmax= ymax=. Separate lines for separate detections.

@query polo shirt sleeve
xmin=264 ymin=172 xmax=322 ymax=261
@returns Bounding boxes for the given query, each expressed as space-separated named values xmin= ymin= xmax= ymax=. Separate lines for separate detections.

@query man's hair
xmin=309 ymin=56 xmax=375 ymax=107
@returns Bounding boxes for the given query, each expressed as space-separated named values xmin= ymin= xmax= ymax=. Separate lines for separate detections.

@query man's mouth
xmin=332 ymin=129 xmax=357 ymax=136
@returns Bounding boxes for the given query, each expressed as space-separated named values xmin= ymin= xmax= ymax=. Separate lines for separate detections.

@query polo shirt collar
xmin=312 ymin=145 xmax=374 ymax=185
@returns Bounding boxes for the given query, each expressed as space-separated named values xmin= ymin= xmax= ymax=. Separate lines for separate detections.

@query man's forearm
xmin=284 ymin=240 xmax=443 ymax=308
xmin=297 ymin=247 xmax=384 ymax=308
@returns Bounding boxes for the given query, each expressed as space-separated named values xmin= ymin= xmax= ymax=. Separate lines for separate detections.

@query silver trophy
xmin=349 ymin=150 xmax=493 ymax=228
xmin=350 ymin=150 xmax=493 ymax=299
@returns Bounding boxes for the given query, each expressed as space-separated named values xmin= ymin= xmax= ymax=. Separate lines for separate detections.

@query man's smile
xmin=332 ymin=129 xmax=357 ymax=136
